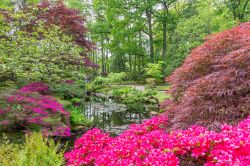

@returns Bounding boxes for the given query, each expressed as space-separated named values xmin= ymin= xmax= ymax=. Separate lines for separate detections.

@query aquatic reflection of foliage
xmin=65 ymin=106 xmax=91 ymax=127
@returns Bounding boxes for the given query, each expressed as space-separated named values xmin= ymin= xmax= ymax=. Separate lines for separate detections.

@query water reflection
xmin=84 ymin=97 xmax=151 ymax=135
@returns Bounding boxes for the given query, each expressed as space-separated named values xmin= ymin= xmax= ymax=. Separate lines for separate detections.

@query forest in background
xmin=66 ymin=0 xmax=249 ymax=78
xmin=1 ymin=0 xmax=250 ymax=80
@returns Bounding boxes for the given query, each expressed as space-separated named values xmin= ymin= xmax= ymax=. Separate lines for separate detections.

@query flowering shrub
xmin=19 ymin=82 xmax=50 ymax=94
xmin=162 ymin=22 xmax=250 ymax=129
xmin=65 ymin=115 xmax=250 ymax=166
xmin=0 ymin=91 xmax=70 ymax=137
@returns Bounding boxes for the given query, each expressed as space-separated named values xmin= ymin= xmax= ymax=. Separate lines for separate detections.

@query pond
xmin=0 ymin=96 xmax=158 ymax=147
xmin=84 ymin=97 xmax=156 ymax=135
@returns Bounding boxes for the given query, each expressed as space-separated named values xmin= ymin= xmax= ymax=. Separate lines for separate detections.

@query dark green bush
xmin=51 ymin=82 xmax=84 ymax=100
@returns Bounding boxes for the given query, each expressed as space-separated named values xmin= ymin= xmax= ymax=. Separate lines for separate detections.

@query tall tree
xmin=226 ymin=0 xmax=250 ymax=21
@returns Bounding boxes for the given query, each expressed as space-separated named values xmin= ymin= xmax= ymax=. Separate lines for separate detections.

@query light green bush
xmin=0 ymin=134 xmax=21 ymax=166
xmin=144 ymin=61 xmax=165 ymax=83
xmin=107 ymin=72 xmax=127 ymax=83
xmin=0 ymin=132 xmax=65 ymax=166
xmin=90 ymin=72 xmax=128 ymax=91
xmin=51 ymin=82 xmax=85 ymax=100
xmin=145 ymin=78 xmax=156 ymax=89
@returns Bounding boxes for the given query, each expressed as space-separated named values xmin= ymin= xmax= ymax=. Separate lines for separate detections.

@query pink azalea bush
xmin=20 ymin=82 xmax=50 ymax=94
xmin=0 ymin=87 xmax=70 ymax=137
xmin=65 ymin=115 xmax=250 ymax=166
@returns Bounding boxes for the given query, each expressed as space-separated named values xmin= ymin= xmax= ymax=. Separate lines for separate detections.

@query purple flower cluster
xmin=65 ymin=115 xmax=250 ymax=165
xmin=0 ymin=83 xmax=71 ymax=137
xmin=20 ymin=82 xmax=50 ymax=94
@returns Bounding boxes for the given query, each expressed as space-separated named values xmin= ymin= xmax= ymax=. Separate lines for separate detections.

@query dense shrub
xmin=0 ymin=91 xmax=70 ymax=137
xmin=162 ymin=22 xmax=250 ymax=130
xmin=0 ymin=132 xmax=65 ymax=166
xmin=0 ymin=135 xmax=21 ymax=166
xmin=112 ymin=88 xmax=158 ymax=109
xmin=90 ymin=72 xmax=127 ymax=91
xmin=108 ymin=72 xmax=128 ymax=83
xmin=145 ymin=78 xmax=156 ymax=88
xmin=65 ymin=115 xmax=250 ymax=165
xmin=51 ymin=82 xmax=84 ymax=100
xmin=144 ymin=61 xmax=165 ymax=83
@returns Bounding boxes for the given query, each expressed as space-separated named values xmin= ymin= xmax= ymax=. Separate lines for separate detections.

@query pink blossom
xmin=65 ymin=115 xmax=250 ymax=166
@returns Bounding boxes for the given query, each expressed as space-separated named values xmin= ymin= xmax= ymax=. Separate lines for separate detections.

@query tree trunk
xmin=105 ymin=36 xmax=109 ymax=74
xmin=139 ymin=31 xmax=144 ymax=69
xmin=162 ymin=3 xmax=168 ymax=70
xmin=134 ymin=53 xmax=137 ymax=74
xmin=129 ymin=54 xmax=132 ymax=73
xmin=146 ymin=8 xmax=154 ymax=63
xmin=101 ymin=35 xmax=106 ymax=76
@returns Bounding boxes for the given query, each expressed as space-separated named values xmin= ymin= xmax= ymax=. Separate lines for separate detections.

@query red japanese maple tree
xmin=1 ymin=0 xmax=98 ymax=68
xmin=36 ymin=1 xmax=98 ymax=68
xmin=36 ymin=0 xmax=93 ymax=50
xmin=162 ymin=22 xmax=250 ymax=130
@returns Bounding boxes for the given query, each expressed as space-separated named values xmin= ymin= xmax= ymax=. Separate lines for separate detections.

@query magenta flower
xmin=1 ymin=91 xmax=70 ymax=137
xmin=20 ymin=82 xmax=49 ymax=94
xmin=65 ymin=115 xmax=250 ymax=165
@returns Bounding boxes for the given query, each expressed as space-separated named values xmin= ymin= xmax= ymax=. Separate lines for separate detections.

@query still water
xmin=83 ymin=97 xmax=154 ymax=135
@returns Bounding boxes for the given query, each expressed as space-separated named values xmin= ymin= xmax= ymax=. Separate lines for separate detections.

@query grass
xmin=155 ymin=85 xmax=171 ymax=91
xmin=154 ymin=91 xmax=171 ymax=102
xmin=55 ymin=97 xmax=72 ymax=106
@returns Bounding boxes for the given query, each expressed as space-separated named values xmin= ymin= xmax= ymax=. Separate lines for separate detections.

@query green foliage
xmin=121 ymin=89 xmax=157 ymax=112
xmin=127 ymin=103 xmax=145 ymax=113
xmin=0 ymin=134 xmax=21 ymax=166
xmin=108 ymin=72 xmax=127 ymax=83
xmin=164 ymin=0 xmax=237 ymax=76
xmin=90 ymin=72 xmax=127 ymax=91
xmin=113 ymin=87 xmax=157 ymax=111
xmin=0 ymin=132 xmax=65 ymax=166
xmin=90 ymin=76 xmax=108 ymax=91
xmin=112 ymin=87 xmax=133 ymax=98
xmin=0 ymin=0 xmax=12 ymax=9
xmin=51 ymin=82 xmax=85 ymax=100
xmin=70 ymin=97 xmax=82 ymax=106
xmin=144 ymin=61 xmax=165 ymax=83
xmin=83 ymin=0 xmax=247 ymax=80
xmin=66 ymin=106 xmax=91 ymax=127
xmin=0 ymin=8 xmax=86 ymax=83
xmin=145 ymin=78 xmax=156 ymax=89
